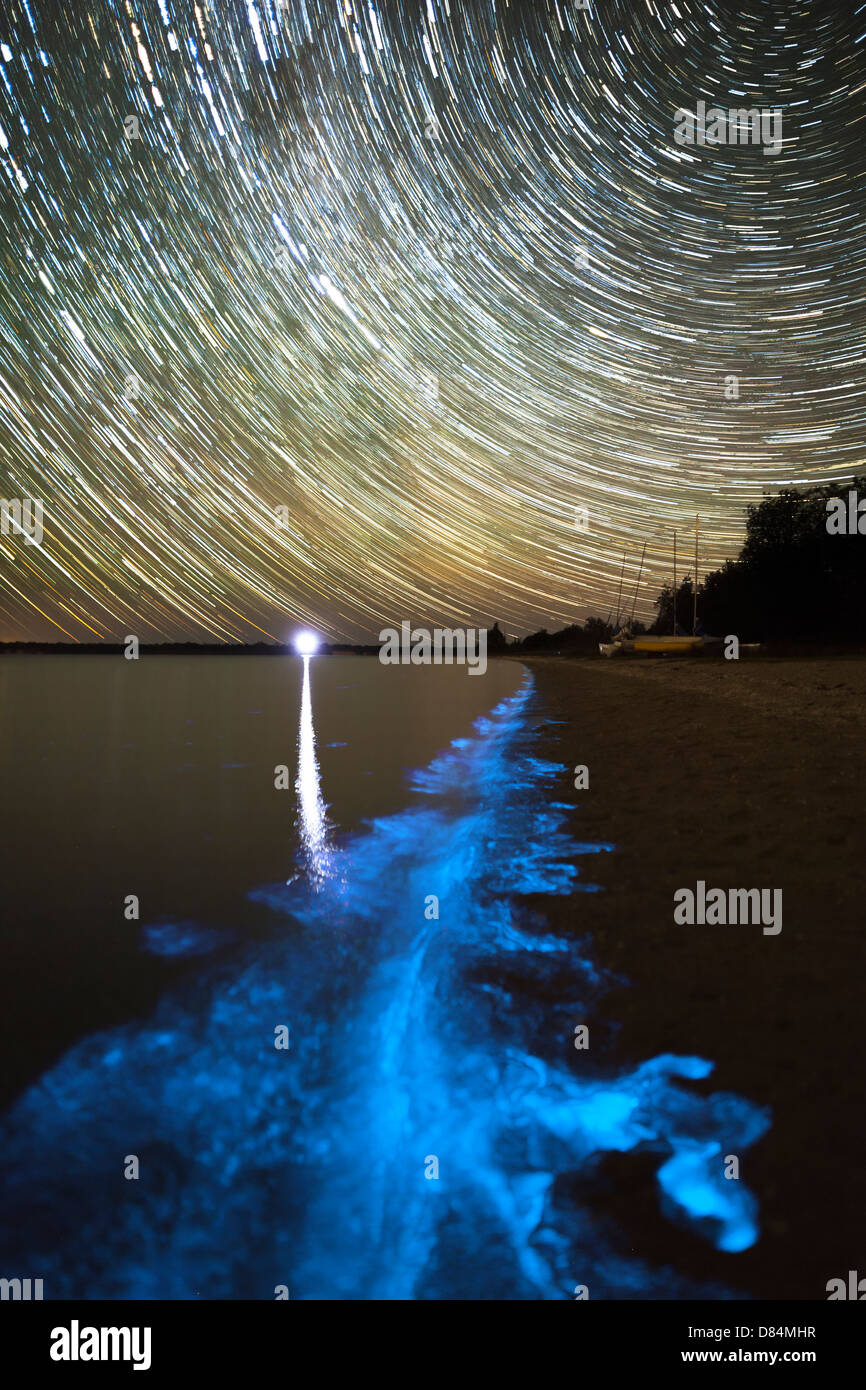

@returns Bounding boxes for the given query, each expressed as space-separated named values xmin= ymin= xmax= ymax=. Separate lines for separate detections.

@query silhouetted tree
xmin=583 ymin=615 xmax=614 ymax=645
xmin=652 ymin=576 xmax=696 ymax=635
xmin=697 ymin=476 xmax=866 ymax=641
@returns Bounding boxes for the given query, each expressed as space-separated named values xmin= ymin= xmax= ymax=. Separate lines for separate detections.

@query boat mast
xmin=692 ymin=515 xmax=699 ymax=636
xmin=673 ymin=531 xmax=677 ymax=636
xmin=629 ymin=542 xmax=647 ymax=625
xmin=613 ymin=548 xmax=627 ymax=628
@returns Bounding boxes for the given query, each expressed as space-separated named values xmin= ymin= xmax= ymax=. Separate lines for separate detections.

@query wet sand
xmin=521 ymin=654 xmax=866 ymax=1300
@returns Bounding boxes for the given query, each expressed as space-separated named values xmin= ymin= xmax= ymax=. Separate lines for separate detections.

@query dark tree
xmin=651 ymin=576 xmax=696 ymax=635
xmin=583 ymin=615 xmax=614 ymax=644
xmin=697 ymin=475 xmax=866 ymax=641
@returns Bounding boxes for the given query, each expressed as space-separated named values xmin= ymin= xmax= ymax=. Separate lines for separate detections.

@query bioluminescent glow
xmin=0 ymin=675 xmax=769 ymax=1297
xmin=293 ymin=631 xmax=321 ymax=656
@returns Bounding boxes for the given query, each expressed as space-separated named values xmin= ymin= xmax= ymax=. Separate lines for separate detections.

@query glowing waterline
xmin=0 ymin=675 xmax=770 ymax=1297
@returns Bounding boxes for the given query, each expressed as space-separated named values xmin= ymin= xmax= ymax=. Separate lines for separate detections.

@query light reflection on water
xmin=0 ymin=672 xmax=769 ymax=1298
xmin=293 ymin=655 xmax=333 ymax=889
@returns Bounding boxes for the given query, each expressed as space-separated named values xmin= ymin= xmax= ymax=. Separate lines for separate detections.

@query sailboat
xmin=602 ymin=632 xmax=706 ymax=656
xmin=599 ymin=521 xmax=715 ymax=657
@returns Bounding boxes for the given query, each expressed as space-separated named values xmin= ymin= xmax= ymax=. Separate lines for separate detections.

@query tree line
xmin=492 ymin=475 xmax=866 ymax=651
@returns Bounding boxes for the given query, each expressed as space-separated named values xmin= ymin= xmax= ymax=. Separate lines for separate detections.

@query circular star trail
xmin=1 ymin=0 xmax=865 ymax=640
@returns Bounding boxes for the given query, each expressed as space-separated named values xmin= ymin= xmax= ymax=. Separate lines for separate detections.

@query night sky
xmin=1 ymin=0 xmax=864 ymax=642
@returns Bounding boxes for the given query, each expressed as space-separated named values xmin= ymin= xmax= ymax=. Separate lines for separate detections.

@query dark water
xmin=0 ymin=655 xmax=768 ymax=1299
xmin=0 ymin=654 xmax=525 ymax=1101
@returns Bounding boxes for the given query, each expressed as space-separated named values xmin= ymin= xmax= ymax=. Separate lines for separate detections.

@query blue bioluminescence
xmin=139 ymin=920 xmax=235 ymax=958
xmin=0 ymin=672 xmax=769 ymax=1299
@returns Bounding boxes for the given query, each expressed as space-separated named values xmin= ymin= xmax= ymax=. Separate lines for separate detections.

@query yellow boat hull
xmin=632 ymin=636 xmax=704 ymax=653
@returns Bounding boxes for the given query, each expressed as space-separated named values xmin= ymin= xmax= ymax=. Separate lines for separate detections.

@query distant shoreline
xmin=3 ymin=641 xmax=866 ymax=659
xmin=0 ymin=642 xmax=383 ymax=657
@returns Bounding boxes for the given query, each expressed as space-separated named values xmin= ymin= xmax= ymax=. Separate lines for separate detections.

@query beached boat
xmin=599 ymin=632 xmax=708 ymax=657
xmin=634 ymin=635 xmax=706 ymax=653
xmin=599 ymin=521 xmax=716 ymax=657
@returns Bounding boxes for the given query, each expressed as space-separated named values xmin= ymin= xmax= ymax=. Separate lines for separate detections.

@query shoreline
xmin=522 ymin=655 xmax=865 ymax=1299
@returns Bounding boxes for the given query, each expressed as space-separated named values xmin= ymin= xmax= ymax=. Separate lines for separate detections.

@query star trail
xmin=1 ymin=0 xmax=865 ymax=642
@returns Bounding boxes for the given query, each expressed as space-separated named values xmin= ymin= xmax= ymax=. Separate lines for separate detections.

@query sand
xmin=520 ymin=654 xmax=866 ymax=1300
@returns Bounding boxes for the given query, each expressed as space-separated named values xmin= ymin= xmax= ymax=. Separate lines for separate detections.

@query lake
xmin=0 ymin=655 xmax=767 ymax=1298
xmin=0 ymin=654 xmax=525 ymax=1101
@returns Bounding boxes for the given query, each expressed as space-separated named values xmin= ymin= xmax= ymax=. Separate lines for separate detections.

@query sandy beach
xmin=522 ymin=654 xmax=866 ymax=1299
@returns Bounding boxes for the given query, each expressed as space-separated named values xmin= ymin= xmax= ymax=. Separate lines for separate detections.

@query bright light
xmin=293 ymin=630 xmax=321 ymax=656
